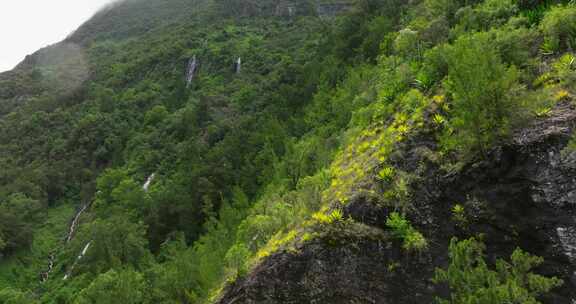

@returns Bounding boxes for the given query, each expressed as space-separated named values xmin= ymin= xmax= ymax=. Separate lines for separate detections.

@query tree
xmin=442 ymin=33 xmax=520 ymax=155
xmin=224 ymin=243 xmax=251 ymax=277
xmin=75 ymin=269 xmax=148 ymax=304
xmin=434 ymin=238 xmax=563 ymax=304
xmin=72 ymin=216 xmax=151 ymax=275
xmin=0 ymin=288 xmax=39 ymax=304
xmin=540 ymin=5 xmax=576 ymax=52
xmin=0 ymin=193 xmax=41 ymax=255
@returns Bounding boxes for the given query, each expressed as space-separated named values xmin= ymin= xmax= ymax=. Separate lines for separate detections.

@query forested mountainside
xmin=2 ymin=0 xmax=576 ymax=303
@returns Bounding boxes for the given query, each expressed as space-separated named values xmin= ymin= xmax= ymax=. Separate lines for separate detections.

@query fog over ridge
xmin=0 ymin=0 xmax=114 ymax=72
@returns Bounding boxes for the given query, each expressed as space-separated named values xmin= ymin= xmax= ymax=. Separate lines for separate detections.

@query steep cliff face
xmin=217 ymin=102 xmax=576 ymax=304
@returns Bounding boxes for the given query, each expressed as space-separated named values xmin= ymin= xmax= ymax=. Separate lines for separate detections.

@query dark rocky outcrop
xmin=217 ymin=223 xmax=439 ymax=304
xmin=218 ymin=101 xmax=576 ymax=304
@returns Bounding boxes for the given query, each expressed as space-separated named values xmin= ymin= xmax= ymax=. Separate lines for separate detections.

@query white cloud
xmin=0 ymin=0 xmax=112 ymax=72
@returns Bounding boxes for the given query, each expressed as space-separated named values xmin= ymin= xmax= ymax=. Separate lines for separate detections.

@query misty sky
xmin=0 ymin=0 xmax=112 ymax=72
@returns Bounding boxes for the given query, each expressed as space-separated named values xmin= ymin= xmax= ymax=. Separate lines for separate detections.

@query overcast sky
xmin=0 ymin=0 xmax=112 ymax=72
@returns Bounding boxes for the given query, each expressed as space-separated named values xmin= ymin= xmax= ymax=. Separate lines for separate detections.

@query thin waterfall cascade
xmin=41 ymin=172 xmax=157 ymax=283
xmin=186 ymin=55 xmax=197 ymax=87
xmin=143 ymin=173 xmax=156 ymax=192
xmin=63 ymin=241 xmax=92 ymax=281
xmin=235 ymin=57 xmax=242 ymax=74
xmin=274 ymin=2 xmax=297 ymax=17
xmin=39 ymin=200 xmax=92 ymax=283
xmin=40 ymin=253 xmax=56 ymax=283
xmin=66 ymin=202 xmax=92 ymax=243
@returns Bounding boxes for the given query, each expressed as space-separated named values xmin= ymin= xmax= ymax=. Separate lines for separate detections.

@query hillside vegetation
xmin=1 ymin=0 xmax=576 ymax=303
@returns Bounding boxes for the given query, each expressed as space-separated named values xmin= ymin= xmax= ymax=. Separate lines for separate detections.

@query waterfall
xmin=63 ymin=241 xmax=92 ymax=281
xmin=40 ymin=253 xmax=56 ymax=283
xmin=65 ymin=202 xmax=92 ymax=243
xmin=42 ymin=172 xmax=157 ymax=283
xmin=288 ymin=6 xmax=294 ymax=17
xmin=143 ymin=173 xmax=156 ymax=192
xmin=42 ymin=172 xmax=157 ymax=282
xmin=235 ymin=57 xmax=242 ymax=74
xmin=186 ymin=55 xmax=197 ymax=87
xmin=40 ymin=200 xmax=92 ymax=283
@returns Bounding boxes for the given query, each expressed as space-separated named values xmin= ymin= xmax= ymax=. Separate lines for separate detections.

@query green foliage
xmin=491 ymin=24 xmax=539 ymax=69
xmin=517 ymin=1 xmax=575 ymax=24
xmin=386 ymin=212 xmax=427 ymax=251
xmin=0 ymin=193 xmax=41 ymax=255
xmin=377 ymin=166 xmax=395 ymax=182
xmin=434 ymin=238 xmax=563 ymax=304
xmin=0 ymin=288 xmax=39 ymax=304
xmin=551 ymin=53 xmax=576 ymax=86
xmin=540 ymin=4 xmax=576 ymax=53
xmin=144 ymin=105 xmax=169 ymax=126
xmin=224 ymin=244 xmax=251 ymax=277
xmin=422 ymin=0 xmax=463 ymax=23
xmin=433 ymin=113 xmax=446 ymax=125
xmin=0 ymin=0 xmax=573 ymax=302
xmin=451 ymin=204 xmax=467 ymax=227
xmin=394 ymin=28 xmax=422 ymax=61
xmin=441 ymin=33 xmax=521 ymax=155
xmin=312 ymin=209 xmax=344 ymax=225
xmin=75 ymin=269 xmax=148 ymax=304
xmin=417 ymin=45 xmax=450 ymax=91
xmin=71 ymin=216 xmax=152 ymax=275
xmin=452 ymin=0 xmax=518 ymax=35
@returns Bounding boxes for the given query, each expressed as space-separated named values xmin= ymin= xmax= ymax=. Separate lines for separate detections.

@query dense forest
xmin=1 ymin=0 xmax=576 ymax=303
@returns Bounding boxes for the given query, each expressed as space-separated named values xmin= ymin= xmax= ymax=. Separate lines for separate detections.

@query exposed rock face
xmin=437 ymin=101 xmax=576 ymax=302
xmin=217 ymin=224 xmax=438 ymax=304
xmin=218 ymin=102 xmax=576 ymax=304
xmin=557 ymin=227 xmax=576 ymax=262
xmin=271 ymin=0 xmax=353 ymax=18
xmin=315 ymin=2 xmax=353 ymax=17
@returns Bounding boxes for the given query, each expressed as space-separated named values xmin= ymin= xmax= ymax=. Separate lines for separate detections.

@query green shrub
xmin=0 ymin=193 xmax=41 ymax=255
xmin=520 ymin=1 xmax=554 ymax=25
xmin=534 ymin=53 xmax=576 ymax=88
xmin=417 ymin=44 xmax=450 ymax=91
xmin=312 ymin=209 xmax=344 ymax=225
xmin=540 ymin=5 xmax=576 ymax=52
xmin=76 ymin=269 xmax=148 ymax=304
xmin=0 ymin=288 xmax=39 ymax=304
xmin=434 ymin=238 xmax=563 ymax=304
xmin=442 ymin=33 xmax=521 ymax=156
xmin=423 ymin=0 xmax=463 ymax=24
xmin=492 ymin=25 xmax=540 ymax=68
xmin=451 ymin=204 xmax=467 ymax=227
xmin=453 ymin=0 xmax=518 ymax=35
xmin=144 ymin=105 xmax=168 ymax=126
xmin=394 ymin=28 xmax=422 ymax=61
xmin=552 ymin=53 xmax=576 ymax=86
xmin=386 ymin=212 xmax=427 ymax=251
xmin=377 ymin=166 xmax=395 ymax=182
xmin=224 ymin=244 xmax=251 ymax=277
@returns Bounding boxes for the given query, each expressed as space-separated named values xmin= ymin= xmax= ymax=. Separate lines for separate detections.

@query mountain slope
xmin=1 ymin=0 xmax=576 ymax=303
xmin=218 ymin=101 xmax=576 ymax=303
